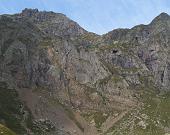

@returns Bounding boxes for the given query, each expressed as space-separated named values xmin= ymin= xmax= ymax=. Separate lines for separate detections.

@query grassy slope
xmin=106 ymin=89 xmax=170 ymax=135
xmin=0 ymin=82 xmax=34 ymax=134
xmin=0 ymin=124 xmax=16 ymax=135
xmin=0 ymin=82 xmax=25 ymax=133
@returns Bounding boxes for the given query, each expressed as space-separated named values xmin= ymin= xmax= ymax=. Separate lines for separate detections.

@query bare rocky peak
xmin=151 ymin=12 xmax=170 ymax=24
xmin=20 ymin=8 xmax=66 ymax=21
xmin=16 ymin=8 xmax=87 ymax=37
xmin=103 ymin=12 xmax=170 ymax=43
xmin=21 ymin=8 xmax=39 ymax=16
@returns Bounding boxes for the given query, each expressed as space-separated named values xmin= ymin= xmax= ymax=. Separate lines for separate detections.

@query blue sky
xmin=0 ymin=0 xmax=170 ymax=34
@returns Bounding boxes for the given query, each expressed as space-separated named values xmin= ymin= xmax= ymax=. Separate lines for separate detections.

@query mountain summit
xmin=153 ymin=12 xmax=170 ymax=21
xmin=16 ymin=8 xmax=87 ymax=37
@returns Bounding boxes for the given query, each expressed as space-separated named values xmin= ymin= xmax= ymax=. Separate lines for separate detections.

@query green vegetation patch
xmin=39 ymin=37 xmax=53 ymax=49
xmin=82 ymin=111 xmax=109 ymax=129
xmin=105 ymin=89 xmax=170 ymax=135
xmin=0 ymin=124 xmax=16 ymax=135
xmin=0 ymin=82 xmax=34 ymax=134
xmin=111 ymin=75 xmax=123 ymax=83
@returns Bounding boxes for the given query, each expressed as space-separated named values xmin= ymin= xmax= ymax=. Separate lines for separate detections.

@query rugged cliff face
xmin=0 ymin=9 xmax=170 ymax=135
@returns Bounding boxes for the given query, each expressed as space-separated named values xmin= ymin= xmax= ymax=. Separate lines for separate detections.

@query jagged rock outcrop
xmin=103 ymin=12 xmax=170 ymax=90
xmin=16 ymin=8 xmax=87 ymax=38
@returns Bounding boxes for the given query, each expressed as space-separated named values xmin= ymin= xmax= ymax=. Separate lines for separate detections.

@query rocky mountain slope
xmin=0 ymin=8 xmax=170 ymax=135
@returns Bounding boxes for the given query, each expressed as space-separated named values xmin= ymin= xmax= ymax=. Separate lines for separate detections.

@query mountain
xmin=0 ymin=8 xmax=170 ymax=135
